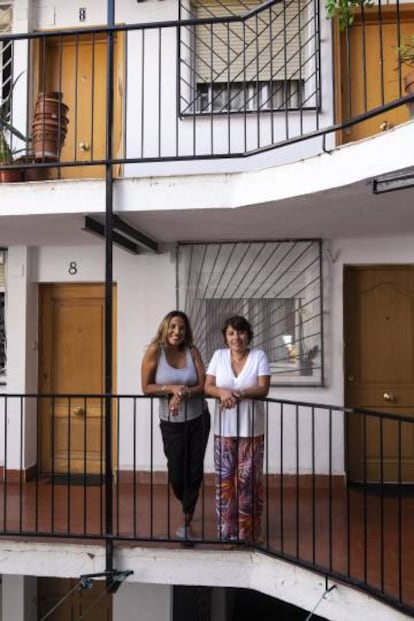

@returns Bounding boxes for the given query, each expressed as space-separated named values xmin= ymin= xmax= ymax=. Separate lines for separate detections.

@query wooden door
xmin=38 ymin=577 xmax=112 ymax=620
xmin=344 ymin=266 xmax=414 ymax=482
xmin=39 ymin=283 xmax=116 ymax=476
xmin=34 ymin=32 xmax=124 ymax=178
xmin=336 ymin=5 xmax=414 ymax=144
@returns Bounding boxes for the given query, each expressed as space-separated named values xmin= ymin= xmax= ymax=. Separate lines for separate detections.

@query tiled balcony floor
xmin=0 ymin=478 xmax=413 ymax=614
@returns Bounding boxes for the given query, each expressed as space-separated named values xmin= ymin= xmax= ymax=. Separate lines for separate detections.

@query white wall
xmin=3 ymin=234 xmax=414 ymax=475
xmin=16 ymin=0 xmax=337 ymax=176
xmin=113 ymin=582 xmax=172 ymax=621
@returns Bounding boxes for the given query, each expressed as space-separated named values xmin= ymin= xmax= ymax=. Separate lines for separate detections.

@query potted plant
xmin=0 ymin=73 xmax=30 ymax=182
xmin=299 ymin=345 xmax=319 ymax=376
xmin=325 ymin=0 xmax=373 ymax=31
xmin=396 ymin=35 xmax=414 ymax=115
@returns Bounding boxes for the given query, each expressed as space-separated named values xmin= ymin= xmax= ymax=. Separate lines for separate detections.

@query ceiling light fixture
xmin=372 ymin=172 xmax=414 ymax=194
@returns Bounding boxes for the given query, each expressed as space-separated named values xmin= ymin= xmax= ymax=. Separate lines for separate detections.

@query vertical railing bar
xmin=346 ymin=410 xmax=351 ymax=578
xmin=226 ymin=21 xmax=231 ymax=155
xmin=83 ymin=396 xmax=87 ymax=535
xmin=74 ymin=34 xmax=80 ymax=163
xmin=298 ymin=0 xmax=304 ymax=135
xmin=67 ymin=396 xmax=72 ymax=534
xmin=133 ymin=397 xmax=137 ymax=538
xmin=378 ymin=0 xmax=385 ymax=107
xmin=177 ymin=22 xmax=183 ymax=157
xmin=150 ymin=397 xmax=154 ymax=539
xmin=311 ymin=405 xmax=316 ymax=565
xmin=379 ymin=416 xmax=384 ymax=592
xmin=116 ymin=396 xmax=120 ymax=537
xmin=51 ymin=394 xmax=55 ymax=534
xmin=328 ymin=407 xmax=333 ymax=571
xmin=295 ymin=404 xmax=299 ymax=559
xmin=362 ymin=413 xmax=368 ymax=585
xmin=360 ymin=6 xmax=368 ymax=113
xmin=158 ymin=28 xmax=162 ymax=158
xmin=19 ymin=396 xmax=23 ymax=533
xmin=100 ymin=396 xmax=105 ymax=536
xmin=140 ymin=29 xmax=145 ymax=158
xmin=3 ymin=396 xmax=7 ymax=532
xmin=35 ymin=396 xmax=40 ymax=533
xmin=255 ymin=13 xmax=260 ymax=150
xmin=265 ymin=400 xmax=269 ymax=547
xmin=280 ymin=401 xmax=284 ymax=554
xmin=397 ymin=418 xmax=402 ymax=603
xmin=209 ymin=23 xmax=214 ymax=155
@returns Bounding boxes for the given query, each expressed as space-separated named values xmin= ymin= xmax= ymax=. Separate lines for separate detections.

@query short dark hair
xmin=221 ymin=315 xmax=253 ymax=344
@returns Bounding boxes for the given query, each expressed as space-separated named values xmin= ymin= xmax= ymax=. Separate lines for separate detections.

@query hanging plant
xmin=325 ymin=0 xmax=373 ymax=31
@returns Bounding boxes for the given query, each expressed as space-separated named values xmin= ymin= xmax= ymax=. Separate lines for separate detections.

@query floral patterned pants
xmin=214 ymin=434 xmax=264 ymax=541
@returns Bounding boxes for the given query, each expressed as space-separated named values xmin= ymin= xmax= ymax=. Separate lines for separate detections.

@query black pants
xmin=160 ymin=410 xmax=211 ymax=519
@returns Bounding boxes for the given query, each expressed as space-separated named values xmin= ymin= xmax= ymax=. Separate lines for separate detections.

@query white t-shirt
xmin=206 ymin=348 xmax=271 ymax=437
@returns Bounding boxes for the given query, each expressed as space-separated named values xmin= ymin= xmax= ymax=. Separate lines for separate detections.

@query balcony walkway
xmin=0 ymin=476 xmax=413 ymax=615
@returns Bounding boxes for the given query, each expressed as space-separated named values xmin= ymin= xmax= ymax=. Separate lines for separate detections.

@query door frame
xmin=38 ymin=282 xmax=117 ymax=476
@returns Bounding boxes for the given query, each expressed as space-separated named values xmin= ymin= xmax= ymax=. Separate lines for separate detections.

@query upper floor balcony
xmin=1 ymin=0 xmax=414 ymax=186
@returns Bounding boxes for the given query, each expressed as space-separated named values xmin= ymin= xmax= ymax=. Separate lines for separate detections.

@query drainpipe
xmin=105 ymin=0 xmax=115 ymax=579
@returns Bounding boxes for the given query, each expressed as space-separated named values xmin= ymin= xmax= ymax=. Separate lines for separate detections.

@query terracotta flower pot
xmin=0 ymin=167 xmax=24 ymax=183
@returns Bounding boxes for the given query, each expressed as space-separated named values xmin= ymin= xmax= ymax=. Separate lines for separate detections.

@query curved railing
xmin=0 ymin=393 xmax=413 ymax=615
xmin=0 ymin=1 xmax=413 ymax=180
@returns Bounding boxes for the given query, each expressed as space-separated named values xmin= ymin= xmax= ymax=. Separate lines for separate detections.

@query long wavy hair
xmin=151 ymin=310 xmax=194 ymax=350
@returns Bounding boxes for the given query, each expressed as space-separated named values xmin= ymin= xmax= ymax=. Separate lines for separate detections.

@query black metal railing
xmin=0 ymin=0 xmax=413 ymax=179
xmin=0 ymin=393 xmax=413 ymax=615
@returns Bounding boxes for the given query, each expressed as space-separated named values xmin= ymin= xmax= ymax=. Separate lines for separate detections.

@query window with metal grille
xmin=0 ymin=4 xmax=12 ymax=111
xmin=179 ymin=0 xmax=318 ymax=115
xmin=0 ymin=249 xmax=6 ymax=378
xmin=177 ymin=240 xmax=323 ymax=385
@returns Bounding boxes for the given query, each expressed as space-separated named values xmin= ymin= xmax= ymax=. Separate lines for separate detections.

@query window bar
xmin=345 ymin=26 xmax=352 ymax=120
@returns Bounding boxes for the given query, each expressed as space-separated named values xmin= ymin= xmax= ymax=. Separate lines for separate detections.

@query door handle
xmin=78 ymin=142 xmax=90 ymax=152
xmin=73 ymin=407 xmax=85 ymax=416
xmin=383 ymin=392 xmax=395 ymax=402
